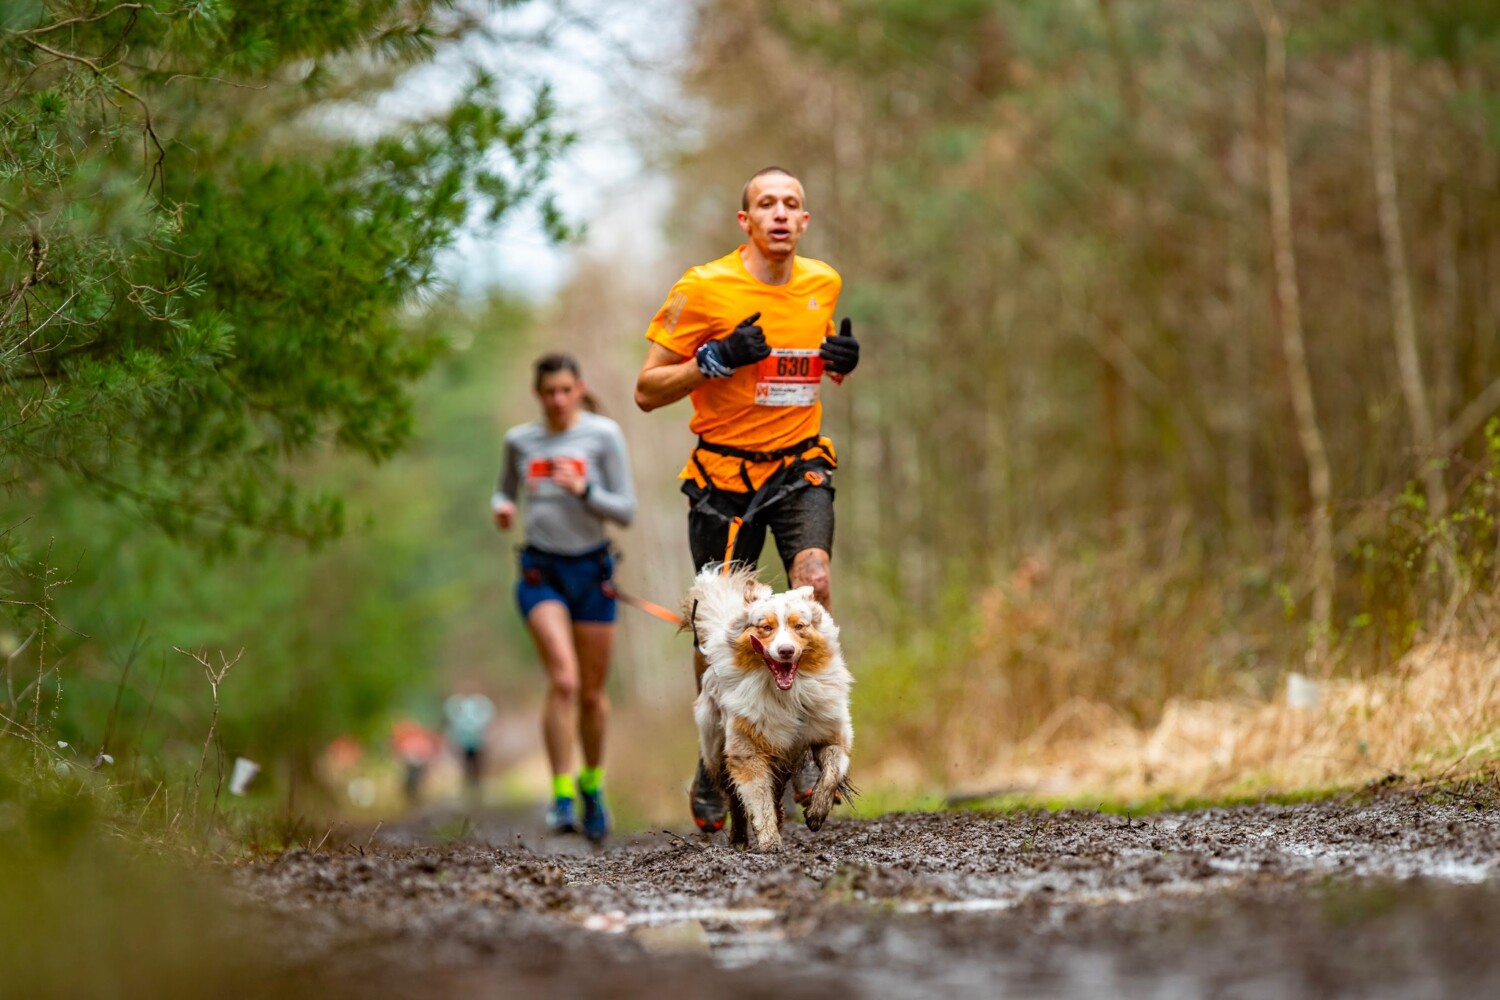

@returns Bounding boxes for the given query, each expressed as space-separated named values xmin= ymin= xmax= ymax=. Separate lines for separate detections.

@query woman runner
xmin=493 ymin=354 xmax=636 ymax=841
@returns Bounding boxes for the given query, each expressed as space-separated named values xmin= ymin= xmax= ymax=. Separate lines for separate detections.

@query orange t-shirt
xmin=646 ymin=247 xmax=842 ymax=490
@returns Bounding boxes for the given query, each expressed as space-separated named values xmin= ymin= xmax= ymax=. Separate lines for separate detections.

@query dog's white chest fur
xmin=709 ymin=658 xmax=850 ymax=750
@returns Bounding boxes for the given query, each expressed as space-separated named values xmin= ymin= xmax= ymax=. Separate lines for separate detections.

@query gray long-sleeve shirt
xmin=493 ymin=411 xmax=636 ymax=555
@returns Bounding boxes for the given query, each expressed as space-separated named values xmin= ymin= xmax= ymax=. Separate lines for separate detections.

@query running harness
xmin=686 ymin=434 xmax=835 ymax=570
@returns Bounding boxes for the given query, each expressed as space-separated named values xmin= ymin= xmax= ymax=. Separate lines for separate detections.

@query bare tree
xmin=1251 ymin=0 xmax=1335 ymax=662
xmin=1370 ymin=46 xmax=1448 ymax=522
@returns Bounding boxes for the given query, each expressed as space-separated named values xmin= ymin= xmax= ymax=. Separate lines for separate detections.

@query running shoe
xmin=546 ymin=795 xmax=578 ymax=834
xmin=580 ymin=786 xmax=610 ymax=843
xmin=792 ymin=751 xmax=820 ymax=806
xmin=689 ymin=757 xmax=726 ymax=832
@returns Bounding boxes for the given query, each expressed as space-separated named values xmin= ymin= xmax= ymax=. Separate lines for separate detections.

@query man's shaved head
xmin=742 ymin=166 xmax=804 ymax=211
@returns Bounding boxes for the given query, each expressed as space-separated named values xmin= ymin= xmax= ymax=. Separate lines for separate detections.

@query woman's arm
xmin=582 ymin=420 xmax=636 ymax=527
xmin=492 ymin=437 xmax=521 ymax=529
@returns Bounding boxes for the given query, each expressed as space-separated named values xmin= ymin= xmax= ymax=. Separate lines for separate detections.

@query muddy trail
xmin=239 ymin=784 xmax=1500 ymax=998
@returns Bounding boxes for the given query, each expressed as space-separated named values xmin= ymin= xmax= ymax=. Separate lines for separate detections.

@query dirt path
xmin=239 ymin=785 xmax=1500 ymax=998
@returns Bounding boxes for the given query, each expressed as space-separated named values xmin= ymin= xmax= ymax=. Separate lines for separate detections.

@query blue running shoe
xmin=580 ymin=786 xmax=610 ymax=843
xmin=546 ymin=796 xmax=578 ymax=834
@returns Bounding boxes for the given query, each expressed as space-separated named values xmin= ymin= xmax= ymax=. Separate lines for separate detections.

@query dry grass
xmin=862 ymin=638 xmax=1500 ymax=804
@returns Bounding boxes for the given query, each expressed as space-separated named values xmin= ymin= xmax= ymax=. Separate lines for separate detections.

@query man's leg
xmin=771 ymin=483 xmax=835 ymax=609
xmin=686 ymin=493 xmax=765 ymax=831
xmin=689 ymin=646 xmax=724 ymax=829
xmin=789 ymin=547 xmax=833 ymax=610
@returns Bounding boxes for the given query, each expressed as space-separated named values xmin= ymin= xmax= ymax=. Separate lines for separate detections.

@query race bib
xmin=526 ymin=456 xmax=587 ymax=493
xmin=754 ymin=349 xmax=824 ymax=407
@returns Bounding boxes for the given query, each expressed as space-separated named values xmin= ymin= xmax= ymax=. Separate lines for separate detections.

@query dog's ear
xmin=791 ymin=585 xmax=815 ymax=603
xmin=808 ymin=602 xmax=824 ymax=626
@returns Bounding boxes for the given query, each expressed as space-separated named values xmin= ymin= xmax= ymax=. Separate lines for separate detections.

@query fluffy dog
xmin=685 ymin=564 xmax=853 ymax=852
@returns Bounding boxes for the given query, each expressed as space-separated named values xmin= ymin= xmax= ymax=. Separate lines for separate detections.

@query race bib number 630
xmin=754 ymin=349 xmax=824 ymax=407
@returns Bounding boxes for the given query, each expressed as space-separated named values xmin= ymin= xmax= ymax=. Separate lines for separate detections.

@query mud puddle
xmin=238 ymin=785 xmax=1500 ymax=997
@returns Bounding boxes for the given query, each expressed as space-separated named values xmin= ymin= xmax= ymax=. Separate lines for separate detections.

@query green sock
xmin=552 ymin=773 xmax=577 ymax=801
xmin=578 ymin=765 xmax=603 ymax=795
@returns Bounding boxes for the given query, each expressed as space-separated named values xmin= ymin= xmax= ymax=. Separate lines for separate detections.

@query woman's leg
xmin=573 ymin=622 xmax=614 ymax=769
xmin=525 ymin=600 xmax=580 ymax=780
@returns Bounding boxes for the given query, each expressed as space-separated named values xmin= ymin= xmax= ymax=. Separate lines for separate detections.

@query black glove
xmin=717 ymin=312 xmax=771 ymax=368
xmin=820 ymin=317 xmax=859 ymax=375
xmin=697 ymin=312 xmax=771 ymax=377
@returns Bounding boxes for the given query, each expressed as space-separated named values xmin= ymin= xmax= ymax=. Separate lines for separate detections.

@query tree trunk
xmin=1251 ymin=0 xmax=1335 ymax=663
xmin=1098 ymin=0 xmax=1136 ymax=537
xmin=1370 ymin=46 xmax=1448 ymax=521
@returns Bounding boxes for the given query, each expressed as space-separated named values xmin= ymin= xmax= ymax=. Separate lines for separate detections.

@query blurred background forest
xmin=5 ymin=0 xmax=1500 ymax=831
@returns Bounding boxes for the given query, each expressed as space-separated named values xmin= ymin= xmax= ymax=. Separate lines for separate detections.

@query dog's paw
xmin=805 ymin=781 xmax=848 ymax=832
xmin=804 ymin=809 xmax=826 ymax=833
xmin=751 ymin=832 xmax=783 ymax=853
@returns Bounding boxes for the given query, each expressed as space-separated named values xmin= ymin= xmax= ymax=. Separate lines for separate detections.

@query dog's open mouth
xmin=750 ymin=634 xmax=799 ymax=691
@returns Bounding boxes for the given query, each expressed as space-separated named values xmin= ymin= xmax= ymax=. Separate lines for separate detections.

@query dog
xmin=684 ymin=564 xmax=853 ymax=852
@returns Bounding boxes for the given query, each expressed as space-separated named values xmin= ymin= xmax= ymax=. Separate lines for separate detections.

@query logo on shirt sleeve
xmin=662 ymin=292 xmax=688 ymax=333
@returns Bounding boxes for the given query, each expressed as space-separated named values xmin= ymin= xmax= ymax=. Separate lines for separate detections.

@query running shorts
xmin=516 ymin=544 xmax=617 ymax=624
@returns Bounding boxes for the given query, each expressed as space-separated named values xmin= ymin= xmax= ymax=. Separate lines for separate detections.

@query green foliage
xmin=1349 ymin=417 xmax=1500 ymax=661
xmin=0 ymin=3 xmax=565 ymax=791
xmin=1302 ymin=0 xmax=1500 ymax=61
xmin=2 ymin=296 xmax=536 ymax=790
xmin=1 ymin=1 xmax=569 ymax=546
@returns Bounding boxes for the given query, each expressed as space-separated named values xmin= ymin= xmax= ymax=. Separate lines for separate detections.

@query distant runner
xmin=633 ymin=166 xmax=860 ymax=832
xmin=493 ymin=354 xmax=636 ymax=842
xmin=443 ymin=691 xmax=495 ymax=797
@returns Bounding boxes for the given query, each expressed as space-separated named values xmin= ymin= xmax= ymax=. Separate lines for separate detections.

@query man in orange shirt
xmin=635 ymin=166 xmax=859 ymax=832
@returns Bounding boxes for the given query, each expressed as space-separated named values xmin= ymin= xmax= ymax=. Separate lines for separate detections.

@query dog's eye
xmin=793 ymin=621 xmax=808 ymax=632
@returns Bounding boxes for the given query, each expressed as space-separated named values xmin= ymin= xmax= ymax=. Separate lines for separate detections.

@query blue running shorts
xmin=516 ymin=545 xmax=617 ymax=624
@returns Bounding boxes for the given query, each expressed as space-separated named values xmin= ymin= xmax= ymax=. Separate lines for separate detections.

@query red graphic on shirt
xmin=526 ymin=456 xmax=588 ymax=490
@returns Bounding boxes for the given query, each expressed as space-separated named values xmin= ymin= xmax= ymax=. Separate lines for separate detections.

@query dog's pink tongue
xmin=750 ymin=635 xmax=798 ymax=690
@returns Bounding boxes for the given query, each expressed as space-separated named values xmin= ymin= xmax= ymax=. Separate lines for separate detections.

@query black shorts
xmin=687 ymin=481 xmax=834 ymax=574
